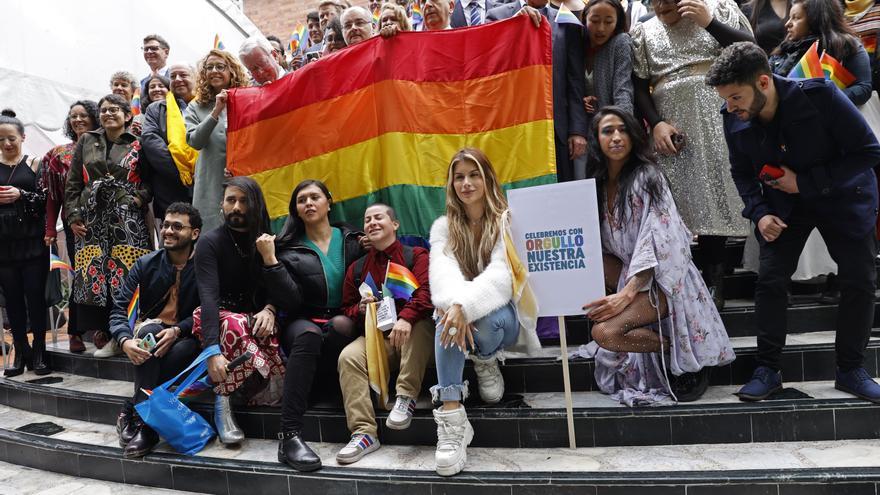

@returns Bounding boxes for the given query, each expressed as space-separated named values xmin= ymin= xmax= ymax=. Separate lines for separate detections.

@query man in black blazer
xmin=486 ymin=0 xmax=587 ymax=182
xmin=707 ymin=42 xmax=880 ymax=404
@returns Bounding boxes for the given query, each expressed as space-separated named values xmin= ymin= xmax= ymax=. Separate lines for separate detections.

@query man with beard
xmin=191 ymin=177 xmax=285 ymax=445
xmin=108 ymin=203 xmax=203 ymax=458
xmin=706 ymin=42 xmax=880 ymax=404
xmin=141 ymin=62 xmax=197 ymax=222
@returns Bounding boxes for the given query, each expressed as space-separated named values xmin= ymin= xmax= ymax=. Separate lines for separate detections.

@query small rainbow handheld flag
xmin=131 ymin=88 xmax=141 ymax=116
xmin=289 ymin=23 xmax=306 ymax=53
xmin=787 ymin=40 xmax=823 ymax=79
xmin=411 ymin=3 xmax=423 ymax=27
xmin=127 ymin=286 xmax=140 ymax=331
xmin=214 ymin=34 xmax=225 ymax=50
xmin=555 ymin=3 xmax=583 ymax=26
xmin=372 ymin=7 xmax=381 ymax=24
xmin=820 ymin=51 xmax=857 ymax=89
xmin=49 ymin=253 xmax=73 ymax=272
xmin=863 ymin=35 xmax=877 ymax=55
xmin=384 ymin=261 xmax=420 ymax=300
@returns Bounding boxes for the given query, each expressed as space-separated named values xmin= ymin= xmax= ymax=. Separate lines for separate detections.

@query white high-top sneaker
xmin=470 ymin=354 xmax=504 ymax=404
xmin=433 ymin=406 xmax=474 ymax=476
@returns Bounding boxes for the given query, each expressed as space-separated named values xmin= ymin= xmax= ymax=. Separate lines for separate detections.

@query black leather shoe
xmin=278 ymin=431 xmax=322 ymax=471
xmin=123 ymin=425 xmax=159 ymax=458
xmin=30 ymin=340 xmax=49 ymax=376
xmin=4 ymin=341 xmax=31 ymax=378
xmin=671 ymin=367 xmax=711 ymax=402
xmin=117 ymin=403 xmax=138 ymax=446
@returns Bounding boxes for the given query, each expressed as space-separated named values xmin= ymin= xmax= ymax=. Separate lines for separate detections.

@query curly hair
xmin=62 ymin=100 xmax=99 ymax=141
xmin=705 ymin=41 xmax=771 ymax=87
xmin=193 ymin=49 xmax=249 ymax=105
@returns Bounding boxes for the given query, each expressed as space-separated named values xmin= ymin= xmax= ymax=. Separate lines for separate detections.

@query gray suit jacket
xmin=451 ymin=0 xmax=506 ymax=27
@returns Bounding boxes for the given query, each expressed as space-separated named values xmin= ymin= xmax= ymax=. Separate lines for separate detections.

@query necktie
xmin=469 ymin=2 xmax=482 ymax=26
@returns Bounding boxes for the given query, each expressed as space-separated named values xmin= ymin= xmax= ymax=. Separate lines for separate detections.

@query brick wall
xmin=244 ymin=0 xmax=369 ymax=47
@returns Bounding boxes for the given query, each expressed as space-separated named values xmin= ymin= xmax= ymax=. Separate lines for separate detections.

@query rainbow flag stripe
xmin=214 ymin=34 xmax=225 ymax=51
xmin=289 ymin=23 xmax=306 ymax=53
xmin=49 ymin=253 xmax=73 ymax=272
xmin=554 ymin=3 xmax=582 ymax=26
xmin=864 ymin=35 xmax=877 ymax=55
xmin=226 ymin=17 xmax=555 ymax=240
xmin=385 ymin=261 xmax=420 ymax=300
xmin=131 ymin=88 xmax=141 ymax=116
xmin=372 ymin=7 xmax=381 ymax=24
xmin=127 ymin=286 xmax=140 ymax=331
xmin=820 ymin=51 xmax=857 ymax=89
xmin=411 ymin=4 xmax=423 ymax=28
xmin=787 ymin=41 xmax=823 ymax=79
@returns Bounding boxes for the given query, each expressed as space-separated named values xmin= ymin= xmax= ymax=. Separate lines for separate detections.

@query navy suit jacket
xmin=452 ymin=0 xmax=506 ymax=27
xmin=723 ymin=75 xmax=880 ymax=239
xmin=486 ymin=3 xmax=587 ymax=144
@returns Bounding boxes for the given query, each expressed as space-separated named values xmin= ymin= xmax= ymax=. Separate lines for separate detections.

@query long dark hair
xmin=222 ymin=176 xmax=271 ymax=242
xmin=275 ymin=179 xmax=333 ymax=249
xmin=783 ymin=0 xmax=859 ymax=59
xmin=586 ymin=106 xmax=667 ymax=224
xmin=582 ymin=0 xmax=628 ymax=41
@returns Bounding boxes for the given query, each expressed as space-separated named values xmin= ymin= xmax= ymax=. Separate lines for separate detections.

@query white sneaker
xmin=433 ymin=406 xmax=474 ymax=476
xmin=336 ymin=433 xmax=380 ymax=465
xmin=386 ymin=395 xmax=416 ymax=430
xmin=93 ymin=339 xmax=122 ymax=358
xmin=470 ymin=354 xmax=504 ymax=403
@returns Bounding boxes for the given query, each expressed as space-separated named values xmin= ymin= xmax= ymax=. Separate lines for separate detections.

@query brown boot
xmin=68 ymin=335 xmax=85 ymax=353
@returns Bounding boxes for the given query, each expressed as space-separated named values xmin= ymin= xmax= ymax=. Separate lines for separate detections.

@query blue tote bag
xmin=135 ymin=344 xmax=221 ymax=455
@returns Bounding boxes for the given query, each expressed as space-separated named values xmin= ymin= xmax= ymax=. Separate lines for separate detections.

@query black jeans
xmin=278 ymin=317 xmax=355 ymax=433
xmin=754 ymin=205 xmax=876 ymax=371
xmin=0 ymin=256 xmax=48 ymax=344
xmin=131 ymin=322 xmax=201 ymax=404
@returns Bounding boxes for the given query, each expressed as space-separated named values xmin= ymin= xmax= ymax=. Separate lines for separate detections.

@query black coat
xmin=141 ymin=98 xmax=194 ymax=220
xmin=723 ymin=75 xmax=880 ymax=240
xmin=262 ymin=224 xmax=365 ymax=320
xmin=109 ymin=248 xmax=199 ymax=342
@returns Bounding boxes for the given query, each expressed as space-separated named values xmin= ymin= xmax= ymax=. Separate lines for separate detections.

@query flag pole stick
xmin=557 ymin=315 xmax=577 ymax=449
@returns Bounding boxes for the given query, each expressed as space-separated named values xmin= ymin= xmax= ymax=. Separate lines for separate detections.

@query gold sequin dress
xmin=631 ymin=0 xmax=751 ymax=237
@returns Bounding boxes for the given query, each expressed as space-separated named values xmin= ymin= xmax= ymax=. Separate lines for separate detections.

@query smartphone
xmin=759 ymin=164 xmax=785 ymax=182
xmin=306 ymin=52 xmax=320 ymax=63
xmin=671 ymin=133 xmax=686 ymax=152
xmin=138 ymin=333 xmax=157 ymax=351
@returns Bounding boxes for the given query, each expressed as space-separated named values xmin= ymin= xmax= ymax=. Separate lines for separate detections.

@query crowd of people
xmin=2 ymin=0 xmax=880 ymax=478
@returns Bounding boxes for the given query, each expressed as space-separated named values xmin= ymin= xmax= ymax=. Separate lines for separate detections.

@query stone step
xmin=0 ymin=403 xmax=878 ymax=494
xmin=43 ymin=333 xmax=880 ymax=394
xmin=557 ymin=301 xmax=880 ymax=345
xmin=2 ymin=369 xmax=878 ymax=449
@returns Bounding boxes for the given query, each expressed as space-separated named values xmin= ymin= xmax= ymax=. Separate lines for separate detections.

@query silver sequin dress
xmin=631 ymin=0 xmax=751 ymax=237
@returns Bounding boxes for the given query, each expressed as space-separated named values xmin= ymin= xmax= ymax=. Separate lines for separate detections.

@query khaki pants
xmin=337 ymin=318 xmax=434 ymax=437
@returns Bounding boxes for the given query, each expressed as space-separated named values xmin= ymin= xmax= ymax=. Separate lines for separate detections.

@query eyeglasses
xmin=161 ymin=222 xmax=193 ymax=232
xmin=204 ymin=63 xmax=228 ymax=72
xmin=99 ymin=106 xmax=122 ymax=115
xmin=142 ymin=45 xmax=163 ymax=52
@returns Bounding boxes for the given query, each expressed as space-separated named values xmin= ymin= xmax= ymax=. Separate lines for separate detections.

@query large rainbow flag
xmin=226 ymin=16 xmax=556 ymax=240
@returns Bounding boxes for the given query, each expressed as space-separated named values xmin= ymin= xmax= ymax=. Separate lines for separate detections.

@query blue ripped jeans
xmin=431 ymin=302 xmax=519 ymax=402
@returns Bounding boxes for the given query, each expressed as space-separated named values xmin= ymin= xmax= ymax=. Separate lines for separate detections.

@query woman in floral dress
xmin=584 ymin=107 xmax=735 ymax=406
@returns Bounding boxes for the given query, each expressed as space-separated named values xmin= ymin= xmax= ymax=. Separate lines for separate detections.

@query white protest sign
xmin=508 ymin=180 xmax=605 ymax=316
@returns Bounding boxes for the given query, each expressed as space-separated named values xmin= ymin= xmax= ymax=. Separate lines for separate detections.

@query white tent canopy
xmin=1 ymin=0 xmax=261 ymax=158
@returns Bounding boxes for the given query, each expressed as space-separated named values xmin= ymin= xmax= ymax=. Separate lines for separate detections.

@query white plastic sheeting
xmin=1 ymin=0 xmax=262 ymax=158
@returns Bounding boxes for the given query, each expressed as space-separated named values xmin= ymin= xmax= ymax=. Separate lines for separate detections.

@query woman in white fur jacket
xmin=428 ymin=148 xmax=533 ymax=477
